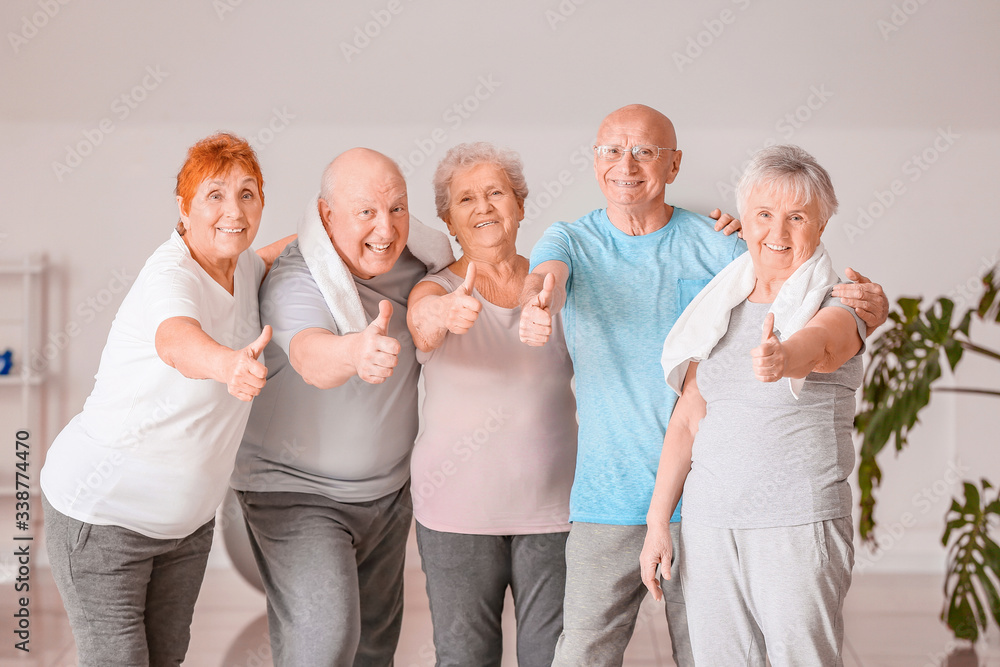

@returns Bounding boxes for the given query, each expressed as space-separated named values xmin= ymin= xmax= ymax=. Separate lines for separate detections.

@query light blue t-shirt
xmin=530 ymin=207 xmax=746 ymax=525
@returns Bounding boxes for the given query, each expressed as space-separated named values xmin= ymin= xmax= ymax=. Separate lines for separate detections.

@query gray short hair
xmin=736 ymin=145 xmax=838 ymax=222
xmin=433 ymin=142 xmax=529 ymax=219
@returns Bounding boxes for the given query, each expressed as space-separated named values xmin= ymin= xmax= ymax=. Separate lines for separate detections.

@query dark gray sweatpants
xmin=237 ymin=484 xmax=411 ymax=667
xmin=43 ymin=494 xmax=213 ymax=667
xmin=415 ymin=522 xmax=568 ymax=667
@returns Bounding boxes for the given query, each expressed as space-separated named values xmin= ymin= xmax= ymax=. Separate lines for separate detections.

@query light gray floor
xmin=12 ymin=521 xmax=1000 ymax=667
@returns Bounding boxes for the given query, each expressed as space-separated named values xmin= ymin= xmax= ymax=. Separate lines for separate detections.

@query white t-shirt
xmin=40 ymin=231 xmax=265 ymax=539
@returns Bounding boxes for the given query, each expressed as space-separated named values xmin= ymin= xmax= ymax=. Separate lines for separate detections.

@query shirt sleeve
xmin=142 ymin=260 xmax=205 ymax=338
xmin=529 ymin=221 xmax=574 ymax=285
xmin=821 ymin=290 xmax=867 ymax=356
xmin=259 ymin=252 xmax=338 ymax=355
xmin=730 ymin=235 xmax=749 ymax=262
xmin=418 ymin=272 xmax=456 ymax=292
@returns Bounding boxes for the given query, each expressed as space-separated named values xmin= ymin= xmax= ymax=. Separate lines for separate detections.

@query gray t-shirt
xmin=232 ymin=241 xmax=425 ymax=502
xmin=681 ymin=295 xmax=865 ymax=529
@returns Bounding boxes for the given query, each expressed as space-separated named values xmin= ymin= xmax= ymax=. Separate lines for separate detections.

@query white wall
xmin=2 ymin=0 xmax=998 ymax=573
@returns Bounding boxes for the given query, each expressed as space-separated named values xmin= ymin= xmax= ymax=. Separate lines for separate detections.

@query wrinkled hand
xmin=442 ymin=261 xmax=482 ymax=335
xmin=639 ymin=524 xmax=673 ymax=602
xmin=751 ymin=312 xmax=784 ymax=382
xmin=227 ymin=325 xmax=271 ymax=401
xmin=353 ymin=300 xmax=400 ymax=384
xmin=710 ymin=208 xmax=742 ymax=237
xmin=519 ymin=273 xmax=555 ymax=346
xmin=830 ymin=268 xmax=889 ymax=334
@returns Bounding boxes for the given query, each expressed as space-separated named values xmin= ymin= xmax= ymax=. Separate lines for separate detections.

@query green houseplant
xmin=854 ymin=266 xmax=1000 ymax=652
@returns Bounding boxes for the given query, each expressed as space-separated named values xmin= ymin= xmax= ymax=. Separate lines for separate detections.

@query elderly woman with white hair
xmin=406 ymin=142 xmax=577 ymax=666
xmin=639 ymin=144 xmax=866 ymax=666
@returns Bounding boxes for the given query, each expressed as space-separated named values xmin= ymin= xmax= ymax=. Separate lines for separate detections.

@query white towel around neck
xmin=297 ymin=194 xmax=455 ymax=334
xmin=660 ymin=242 xmax=841 ymax=400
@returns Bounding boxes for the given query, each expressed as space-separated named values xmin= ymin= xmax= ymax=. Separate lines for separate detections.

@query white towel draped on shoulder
xmin=297 ymin=193 xmax=455 ymax=334
xmin=660 ymin=242 xmax=841 ymax=399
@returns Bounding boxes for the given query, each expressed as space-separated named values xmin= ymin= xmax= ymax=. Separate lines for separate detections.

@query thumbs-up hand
xmin=353 ymin=300 xmax=401 ymax=384
xmin=751 ymin=312 xmax=784 ymax=383
xmin=442 ymin=261 xmax=482 ymax=335
xmin=227 ymin=325 xmax=271 ymax=401
xmin=519 ymin=272 xmax=555 ymax=347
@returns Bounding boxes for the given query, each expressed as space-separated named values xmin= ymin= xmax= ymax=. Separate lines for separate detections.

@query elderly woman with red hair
xmin=40 ymin=133 xmax=272 ymax=666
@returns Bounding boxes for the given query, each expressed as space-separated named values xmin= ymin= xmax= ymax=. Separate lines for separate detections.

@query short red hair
xmin=175 ymin=133 xmax=264 ymax=215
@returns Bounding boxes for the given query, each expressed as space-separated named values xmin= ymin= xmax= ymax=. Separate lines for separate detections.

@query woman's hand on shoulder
xmin=830 ymin=268 xmax=889 ymax=335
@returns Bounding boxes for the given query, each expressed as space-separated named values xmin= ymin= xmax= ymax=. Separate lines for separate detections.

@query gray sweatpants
xmin=680 ymin=517 xmax=854 ymax=666
xmin=415 ymin=522 xmax=568 ymax=667
xmin=42 ymin=493 xmax=213 ymax=667
xmin=237 ymin=484 xmax=411 ymax=667
xmin=551 ymin=521 xmax=693 ymax=667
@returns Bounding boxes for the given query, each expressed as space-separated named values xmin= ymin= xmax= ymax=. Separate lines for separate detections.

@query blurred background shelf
xmin=0 ymin=256 xmax=47 ymax=495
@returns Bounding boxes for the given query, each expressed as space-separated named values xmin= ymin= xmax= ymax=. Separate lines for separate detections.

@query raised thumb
xmin=371 ymin=300 xmax=393 ymax=335
xmin=460 ymin=261 xmax=477 ymax=295
xmin=537 ymin=272 xmax=555 ymax=309
xmin=248 ymin=325 xmax=272 ymax=359
xmin=761 ymin=312 xmax=775 ymax=344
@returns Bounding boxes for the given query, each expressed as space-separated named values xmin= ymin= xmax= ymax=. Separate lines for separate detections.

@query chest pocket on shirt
xmin=677 ymin=278 xmax=712 ymax=313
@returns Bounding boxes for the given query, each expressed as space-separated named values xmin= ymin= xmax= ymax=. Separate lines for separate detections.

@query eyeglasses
xmin=593 ymin=145 xmax=677 ymax=162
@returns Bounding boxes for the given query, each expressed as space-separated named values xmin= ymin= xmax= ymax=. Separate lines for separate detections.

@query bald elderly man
xmin=232 ymin=148 xmax=452 ymax=665
xmin=520 ymin=105 xmax=888 ymax=665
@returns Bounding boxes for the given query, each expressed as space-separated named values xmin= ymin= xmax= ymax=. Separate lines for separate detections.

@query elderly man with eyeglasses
xmin=519 ymin=104 xmax=888 ymax=666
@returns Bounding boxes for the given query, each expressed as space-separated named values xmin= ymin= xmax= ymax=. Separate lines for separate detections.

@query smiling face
xmin=320 ymin=149 xmax=409 ymax=280
xmin=742 ymin=183 xmax=828 ymax=280
xmin=593 ymin=105 xmax=682 ymax=214
xmin=176 ymin=167 xmax=263 ymax=267
xmin=443 ymin=162 xmax=524 ymax=254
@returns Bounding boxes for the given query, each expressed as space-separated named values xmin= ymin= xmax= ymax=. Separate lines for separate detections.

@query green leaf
xmin=977 ymin=268 xmax=998 ymax=319
xmin=964 ymin=482 xmax=981 ymax=513
xmin=855 ymin=283 xmax=996 ymax=537
xmin=975 ymin=563 xmax=1000 ymax=627
xmin=986 ymin=498 xmax=1000 ymax=516
xmin=899 ymin=297 xmax=922 ymax=320
xmin=943 ymin=516 xmax=966 ymax=545
xmin=944 ymin=339 xmax=965 ymax=370
xmin=942 ymin=479 xmax=1000 ymax=644
xmin=947 ymin=594 xmax=979 ymax=642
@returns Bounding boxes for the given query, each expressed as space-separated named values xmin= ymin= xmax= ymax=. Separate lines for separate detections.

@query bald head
xmin=597 ymin=104 xmax=677 ymax=148
xmin=317 ymin=147 xmax=410 ymax=279
xmin=592 ymin=105 xmax=683 ymax=228
xmin=320 ymin=147 xmax=404 ymax=203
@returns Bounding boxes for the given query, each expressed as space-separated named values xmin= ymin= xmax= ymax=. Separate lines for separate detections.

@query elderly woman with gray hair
xmin=640 ymin=144 xmax=866 ymax=665
xmin=406 ymin=142 xmax=577 ymax=666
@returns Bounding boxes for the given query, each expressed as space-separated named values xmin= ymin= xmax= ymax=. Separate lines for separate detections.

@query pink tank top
xmin=411 ymin=268 xmax=577 ymax=534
